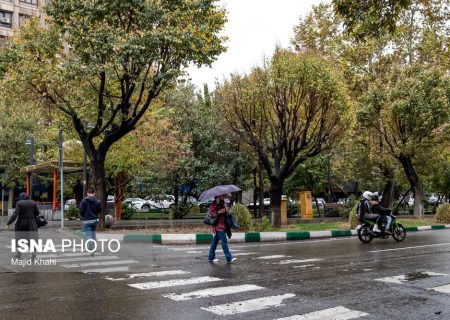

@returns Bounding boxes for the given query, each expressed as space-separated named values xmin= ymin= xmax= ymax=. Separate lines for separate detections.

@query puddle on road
xmin=375 ymin=271 xmax=446 ymax=284
xmin=403 ymin=272 xmax=441 ymax=282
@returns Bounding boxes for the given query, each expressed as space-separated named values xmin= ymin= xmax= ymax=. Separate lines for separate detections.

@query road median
xmin=75 ymin=224 xmax=450 ymax=245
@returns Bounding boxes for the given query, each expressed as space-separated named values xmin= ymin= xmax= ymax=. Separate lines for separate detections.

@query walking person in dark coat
xmin=6 ymin=192 xmax=40 ymax=259
xmin=208 ymin=194 xmax=236 ymax=264
xmin=79 ymin=188 xmax=101 ymax=255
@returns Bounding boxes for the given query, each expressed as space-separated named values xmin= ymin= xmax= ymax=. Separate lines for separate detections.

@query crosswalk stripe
xmin=201 ymin=293 xmax=295 ymax=316
xmin=105 ymin=270 xmax=190 ymax=281
xmin=275 ymin=306 xmax=369 ymax=320
xmin=37 ymin=252 xmax=99 ymax=259
xmin=256 ymin=255 xmax=290 ymax=260
xmin=375 ymin=272 xmax=446 ymax=284
xmin=55 ymin=256 xmax=118 ymax=263
xmin=163 ymin=284 xmax=264 ymax=301
xmin=61 ymin=259 xmax=138 ymax=268
xmin=292 ymin=264 xmax=315 ymax=269
xmin=232 ymin=252 xmax=257 ymax=256
xmin=428 ymin=284 xmax=450 ymax=293
xmin=82 ymin=267 xmax=130 ymax=273
xmin=129 ymin=276 xmax=223 ymax=290
xmin=276 ymin=259 xmax=322 ymax=265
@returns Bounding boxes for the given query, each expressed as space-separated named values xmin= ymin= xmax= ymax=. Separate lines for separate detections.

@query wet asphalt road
xmin=0 ymin=229 xmax=449 ymax=320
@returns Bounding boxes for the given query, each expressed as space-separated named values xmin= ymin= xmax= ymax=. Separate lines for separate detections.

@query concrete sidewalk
xmin=72 ymin=224 xmax=450 ymax=245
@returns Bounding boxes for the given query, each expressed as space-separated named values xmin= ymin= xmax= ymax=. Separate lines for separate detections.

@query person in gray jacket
xmin=7 ymin=192 xmax=40 ymax=259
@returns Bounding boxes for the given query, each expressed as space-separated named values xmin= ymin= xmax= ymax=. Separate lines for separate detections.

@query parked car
xmin=123 ymin=198 xmax=152 ymax=212
xmin=197 ymin=197 xmax=215 ymax=211
xmin=408 ymin=197 xmax=414 ymax=207
xmin=246 ymin=198 xmax=271 ymax=210
xmin=313 ymin=198 xmax=326 ymax=209
xmin=145 ymin=195 xmax=174 ymax=210
xmin=428 ymin=194 xmax=440 ymax=204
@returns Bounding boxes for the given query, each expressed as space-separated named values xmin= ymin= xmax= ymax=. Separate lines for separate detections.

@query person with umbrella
xmin=207 ymin=193 xmax=237 ymax=263
xmin=199 ymin=185 xmax=240 ymax=264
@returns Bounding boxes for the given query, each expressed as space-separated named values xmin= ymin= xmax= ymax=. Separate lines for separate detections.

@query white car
xmin=123 ymin=198 xmax=152 ymax=212
xmin=145 ymin=195 xmax=175 ymax=210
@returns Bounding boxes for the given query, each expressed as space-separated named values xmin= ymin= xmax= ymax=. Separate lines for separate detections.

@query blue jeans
xmin=82 ymin=221 xmax=98 ymax=251
xmin=385 ymin=215 xmax=392 ymax=229
xmin=208 ymin=232 xmax=233 ymax=262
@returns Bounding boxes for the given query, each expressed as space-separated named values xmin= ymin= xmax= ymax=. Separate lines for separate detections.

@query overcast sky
xmin=185 ymin=0 xmax=325 ymax=89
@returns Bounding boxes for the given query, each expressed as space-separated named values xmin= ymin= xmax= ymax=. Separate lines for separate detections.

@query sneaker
xmin=372 ymin=226 xmax=380 ymax=232
xmin=209 ymin=258 xmax=219 ymax=263
xmin=227 ymin=258 xmax=237 ymax=264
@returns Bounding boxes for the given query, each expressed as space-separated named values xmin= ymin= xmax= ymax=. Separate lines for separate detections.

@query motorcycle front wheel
xmin=358 ymin=226 xmax=373 ymax=243
xmin=392 ymin=224 xmax=406 ymax=242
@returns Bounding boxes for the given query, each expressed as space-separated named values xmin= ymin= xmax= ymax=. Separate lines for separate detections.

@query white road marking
xmin=276 ymin=306 xmax=369 ymax=320
xmin=369 ymin=243 xmax=450 ymax=253
xmin=201 ymin=293 xmax=295 ymax=316
xmin=256 ymin=255 xmax=291 ymax=260
xmin=55 ymin=256 xmax=118 ymax=263
xmin=276 ymin=259 xmax=322 ymax=265
xmin=163 ymin=284 xmax=264 ymax=301
xmin=186 ymin=251 xmax=202 ymax=254
xmin=375 ymin=272 xmax=446 ymax=284
xmin=61 ymin=259 xmax=138 ymax=268
xmin=232 ymin=252 xmax=257 ymax=256
xmin=37 ymin=252 xmax=99 ymax=259
xmin=129 ymin=276 xmax=223 ymax=290
xmin=105 ymin=270 xmax=190 ymax=281
xmin=428 ymin=284 xmax=450 ymax=293
xmin=292 ymin=264 xmax=315 ymax=269
xmin=82 ymin=267 xmax=130 ymax=273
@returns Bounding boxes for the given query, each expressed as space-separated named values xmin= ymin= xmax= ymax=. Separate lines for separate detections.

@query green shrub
xmin=121 ymin=203 xmax=136 ymax=220
xmin=287 ymin=202 xmax=299 ymax=218
xmin=436 ymin=203 xmax=450 ymax=224
xmin=65 ymin=205 xmax=79 ymax=220
xmin=170 ymin=203 xmax=191 ymax=219
xmin=253 ymin=216 xmax=272 ymax=232
xmin=348 ymin=202 xmax=360 ymax=229
xmin=338 ymin=195 xmax=357 ymax=219
xmin=189 ymin=204 xmax=200 ymax=215
xmin=231 ymin=204 xmax=252 ymax=231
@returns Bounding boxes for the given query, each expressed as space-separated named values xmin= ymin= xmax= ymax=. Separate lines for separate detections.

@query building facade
xmin=0 ymin=0 xmax=46 ymax=44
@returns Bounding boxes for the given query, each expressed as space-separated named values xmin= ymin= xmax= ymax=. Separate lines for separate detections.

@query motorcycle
xmin=357 ymin=214 xmax=406 ymax=243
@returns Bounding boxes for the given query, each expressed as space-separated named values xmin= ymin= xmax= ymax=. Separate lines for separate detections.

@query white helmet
xmin=362 ymin=191 xmax=373 ymax=200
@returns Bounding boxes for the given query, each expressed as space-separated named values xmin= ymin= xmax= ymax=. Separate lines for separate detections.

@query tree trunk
xmin=90 ymin=156 xmax=107 ymax=230
xmin=269 ymin=179 xmax=283 ymax=228
xmin=399 ymin=156 xmax=424 ymax=217
xmin=380 ymin=165 xmax=395 ymax=208
xmin=258 ymin=162 xmax=265 ymax=218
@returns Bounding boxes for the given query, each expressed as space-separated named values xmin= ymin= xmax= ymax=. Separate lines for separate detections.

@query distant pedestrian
xmin=6 ymin=192 xmax=40 ymax=259
xmin=73 ymin=180 xmax=84 ymax=206
xmin=208 ymin=194 xmax=236 ymax=264
xmin=79 ymin=188 xmax=101 ymax=255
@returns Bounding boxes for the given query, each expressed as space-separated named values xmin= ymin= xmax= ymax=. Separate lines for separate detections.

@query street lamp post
xmin=25 ymin=137 xmax=34 ymax=200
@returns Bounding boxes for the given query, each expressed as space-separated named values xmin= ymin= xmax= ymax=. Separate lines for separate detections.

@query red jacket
xmin=209 ymin=201 xmax=230 ymax=233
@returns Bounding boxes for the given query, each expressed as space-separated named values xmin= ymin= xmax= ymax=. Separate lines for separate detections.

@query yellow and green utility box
xmin=299 ymin=191 xmax=313 ymax=219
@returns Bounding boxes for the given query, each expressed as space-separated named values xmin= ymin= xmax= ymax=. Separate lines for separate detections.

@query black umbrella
xmin=198 ymin=185 xmax=241 ymax=201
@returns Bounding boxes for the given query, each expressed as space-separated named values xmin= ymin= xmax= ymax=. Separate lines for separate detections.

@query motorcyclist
xmin=369 ymin=193 xmax=392 ymax=234
xmin=358 ymin=191 xmax=381 ymax=232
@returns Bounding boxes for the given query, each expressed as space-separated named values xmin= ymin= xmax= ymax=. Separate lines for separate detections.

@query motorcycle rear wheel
xmin=392 ymin=225 xmax=406 ymax=242
xmin=358 ymin=226 xmax=373 ymax=243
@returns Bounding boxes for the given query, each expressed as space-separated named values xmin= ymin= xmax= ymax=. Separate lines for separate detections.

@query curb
xmin=102 ymin=224 xmax=450 ymax=245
